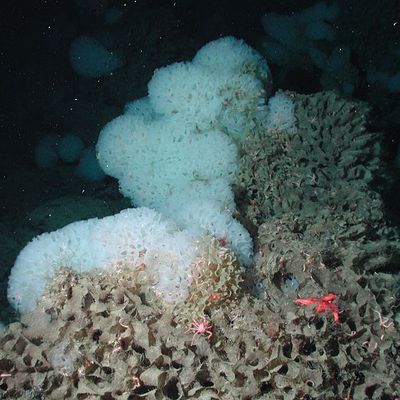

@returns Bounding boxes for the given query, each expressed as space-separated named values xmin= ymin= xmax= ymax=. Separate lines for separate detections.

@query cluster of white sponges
xmin=8 ymin=37 xmax=273 ymax=313
xmin=97 ymin=37 xmax=272 ymax=265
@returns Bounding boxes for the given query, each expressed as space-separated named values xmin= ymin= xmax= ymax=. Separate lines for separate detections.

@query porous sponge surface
xmin=2 ymin=262 xmax=398 ymax=399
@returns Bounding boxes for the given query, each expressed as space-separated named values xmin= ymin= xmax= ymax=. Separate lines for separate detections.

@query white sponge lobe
xmin=8 ymin=208 xmax=199 ymax=313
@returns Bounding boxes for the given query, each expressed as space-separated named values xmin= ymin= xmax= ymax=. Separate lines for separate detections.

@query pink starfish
xmin=295 ymin=293 xmax=340 ymax=323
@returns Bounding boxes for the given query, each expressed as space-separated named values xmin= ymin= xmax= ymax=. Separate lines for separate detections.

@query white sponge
xmin=265 ymin=91 xmax=297 ymax=133
xmin=97 ymin=115 xmax=239 ymax=210
xmin=148 ymin=62 xmax=224 ymax=129
xmin=96 ymin=37 xmax=272 ymax=265
xmin=7 ymin=208 xmax=199 ymax=313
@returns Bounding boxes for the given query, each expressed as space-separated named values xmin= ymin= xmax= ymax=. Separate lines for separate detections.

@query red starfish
xmin=294 ymin=293 xmax=340 ymax=323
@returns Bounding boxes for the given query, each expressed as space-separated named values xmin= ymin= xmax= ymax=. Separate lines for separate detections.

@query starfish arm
xmin=295 ymin=298 xmax=319 ymax=306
